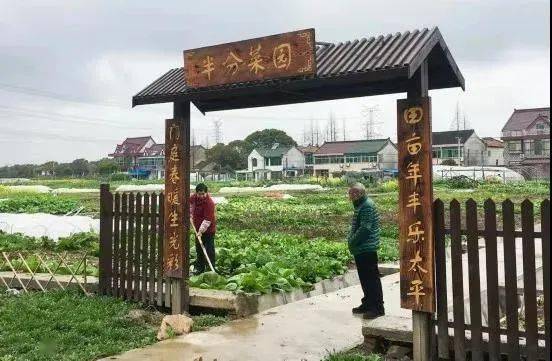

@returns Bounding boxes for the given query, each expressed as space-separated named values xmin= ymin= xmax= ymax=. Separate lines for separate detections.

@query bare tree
xmin=362 ymin=105 xmax=381 ymax=139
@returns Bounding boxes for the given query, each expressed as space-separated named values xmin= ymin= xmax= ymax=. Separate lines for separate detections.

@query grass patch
xmin=323 ymin=349 xmax=383 ymax=361
xmin=191 ymin=314 xmax=228 ymax=332
xmin=0 ymin=290 xmax=157 ymax=361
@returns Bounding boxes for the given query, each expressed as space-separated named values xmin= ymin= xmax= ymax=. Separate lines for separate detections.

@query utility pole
xmin=342 ymin=118 xmax=347 ymax=141
xmin=362 ymin=105 xmax=380 ymax=139
xmin=212 ymin=119 xmax=223 ymax=144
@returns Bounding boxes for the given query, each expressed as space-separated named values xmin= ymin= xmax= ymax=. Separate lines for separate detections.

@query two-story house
xmin=431 ymin=129 xmax=486 ymax=166
xmin=501 ymin=107 xmax=550 ymax=179
xmin=109 ymin=136 xmax=155 ymax=171
xmin=312 ymin=139 xmax=397 ymax=178
xmin=244 ymin=144 xmax=305 ymax=181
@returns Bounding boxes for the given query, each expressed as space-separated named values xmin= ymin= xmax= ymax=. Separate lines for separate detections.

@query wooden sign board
xmin=184 ymin=29 xmax=315 ymax=88
xmin=164 ymin=119 xmax=185 ymax=278
xmin=397 ymin=97 xmax=435 ymax=313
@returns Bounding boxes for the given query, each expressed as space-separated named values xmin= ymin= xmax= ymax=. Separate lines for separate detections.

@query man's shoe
xmin=352 ymin=305 xmax=369 ymax=314
xmin=363 ymin=309 xmax=385 ymax=319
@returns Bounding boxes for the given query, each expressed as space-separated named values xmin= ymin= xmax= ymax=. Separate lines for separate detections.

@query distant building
xmin=482 ymin=137 xmax=505 ymax=166
xmin=109 ymin=136 xmax=155 ymax=171
xmin=312 ymin=139 xmax=397 ymax=178
xmin=240 ymin=144 xmax=305 ymax=181
xmin=111 ymin=137 xmax=207 ymax=179
xmin=298 ymin=145 xmax=319 ymax=176
xmin=431 ymin=130 xmax=486 ymax=166
xmin=501 ymin=107 xmax=550 ymax=179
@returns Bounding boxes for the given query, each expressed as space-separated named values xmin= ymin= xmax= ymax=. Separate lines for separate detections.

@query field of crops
xmin=1 ymin=178 xmax=549 ymax=294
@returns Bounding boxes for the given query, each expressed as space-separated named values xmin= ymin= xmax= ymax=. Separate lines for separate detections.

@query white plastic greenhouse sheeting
xmin=433 ymin=165 xmax=524 ymax=182
xmin=0 ymin=213 xmax=99 ymax=241
xmin=218 ymin=184 xmax=324 ymax=194
xmin=114 ymin=184 xmax=195 ymax=192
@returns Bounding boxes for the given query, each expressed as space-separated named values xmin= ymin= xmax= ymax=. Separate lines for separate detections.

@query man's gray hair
xmin=349 ymin=182 xmax=366 ymax=196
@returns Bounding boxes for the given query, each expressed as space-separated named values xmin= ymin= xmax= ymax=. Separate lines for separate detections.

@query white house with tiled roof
xmin=239 ymin=143 xmax=305 ymax=181
xmin=109 ymin=136 xmax=155 ymax=171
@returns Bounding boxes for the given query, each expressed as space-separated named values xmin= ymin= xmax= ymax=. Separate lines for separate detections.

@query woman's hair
xmin=195 ymin=183 xmax=208 ymax=193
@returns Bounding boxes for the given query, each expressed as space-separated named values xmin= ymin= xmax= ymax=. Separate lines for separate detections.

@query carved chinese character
xmin=273 ymin=43 xmax=291 ymax=69
xmin=169 ymin=164 xmax=180 ymax=185
xmin=168 ymin=124 xmax=180 ymax=141
xmin=406 ymin=133 xmax=422 ymax=156
xmin=168 ymin=231 xmax=180 ymax=250
xmin=406 ymin=161 xmax=422 ymax=187
xmin=202 ymin=55 xmax=215 ymax=80
xmin=404 ymin=106 xmax=423 ymax=124
xmin=169 ymin=144 xmax=180 ymax=162
xmin=166 ymin=253 xmax=179 ymax=272
xmin=168 ymin=209 xmax=179 ymax=228
xmin=407 ymin=279 xmax=426 ymax=305
xmin=223 ymin=51 xmax=244 ymax=75
xmin=406 ymin=192 xmax=421 ymax=213
xmin=408 ymin=249 xmax=428 ymax=274
xmin=248 ymin=44 xmax=265 ymax=74
xmin=407 ymin=221 xmax=425 ymax=244
xmin=167 ymin=189 xmax=180 ymax=206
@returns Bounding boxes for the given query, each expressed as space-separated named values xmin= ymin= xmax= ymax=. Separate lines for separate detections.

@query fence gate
xmin=99 ymin=185 xmax=174 ymax=308
xmin=433 ymin=198 xmax=550 ymax=360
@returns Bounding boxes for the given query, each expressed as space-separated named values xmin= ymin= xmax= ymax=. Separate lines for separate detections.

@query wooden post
xmin=99 ymin=183 xmax=113 ymax=295
xmin=405 ymin=59 xmax=433 ymax=361
xmin=164 ymin=101 xmax=191 ymax=314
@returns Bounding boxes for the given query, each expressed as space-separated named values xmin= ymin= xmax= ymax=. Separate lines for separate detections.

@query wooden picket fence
xmin=98 ymin=185 xmax=174 ymax=308
xmin=433 ymin=198 xmax=550 ymax=361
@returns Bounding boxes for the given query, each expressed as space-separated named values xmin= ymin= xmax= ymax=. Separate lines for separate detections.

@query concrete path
xmin=103 ymin=272 xmax=409 ymax=361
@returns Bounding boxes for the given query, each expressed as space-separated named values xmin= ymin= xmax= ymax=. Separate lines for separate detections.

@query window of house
xmin=507 ymin=141 xmax=522 ymax=153
xmin=252 ymin=158 xmax=257 ymax=167
xmin=270 ymin=157 xmax=282 ymax=166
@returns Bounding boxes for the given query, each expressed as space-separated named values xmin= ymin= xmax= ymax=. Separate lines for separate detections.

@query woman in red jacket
xmin=190 ymin=183 xmax=217 ymax=274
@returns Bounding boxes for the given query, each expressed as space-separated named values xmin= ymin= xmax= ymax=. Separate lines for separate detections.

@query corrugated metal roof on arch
xmin=133 ymin=27 xmax=465 ymax=111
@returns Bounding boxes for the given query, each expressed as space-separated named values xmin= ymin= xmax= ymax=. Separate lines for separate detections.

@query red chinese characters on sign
xmin=164 ymin=119 xmax=185 ymax=278
xmin=184 ymin=29 xmax=315 ymax=89
xmin=397 ymin=97 xmax=435 ymax=313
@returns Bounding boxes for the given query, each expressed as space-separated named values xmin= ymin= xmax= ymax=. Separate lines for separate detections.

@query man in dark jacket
xmin=348 ymin=182 xmax=385 ymax=319
xmin=190 ymin=183 xmax=216 ymax=274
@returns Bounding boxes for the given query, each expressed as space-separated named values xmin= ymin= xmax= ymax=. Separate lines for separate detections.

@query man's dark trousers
xmin=195 ymin=233 xmax=216 ymax=273
xmin=355 ymin=251 xmax=384 ymax=312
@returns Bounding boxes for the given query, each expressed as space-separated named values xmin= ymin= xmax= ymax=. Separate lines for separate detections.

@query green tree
xmin=70 ymin=158 xmax=89 ymax=177
xmin=206 ymin=143 xmax=243 ymax=171
xmin=243 ymin=129 xmax=297 ymax=153
xmin=95 ymin=158 xmax=119 ymax=176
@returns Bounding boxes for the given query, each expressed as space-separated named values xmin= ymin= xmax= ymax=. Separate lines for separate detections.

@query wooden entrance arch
xmin=131 ymin=26 xmax=464 ymax=360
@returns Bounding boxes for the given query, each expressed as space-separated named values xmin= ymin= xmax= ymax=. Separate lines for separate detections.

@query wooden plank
xmin=126 ymin=192 xmax=135 ymax=300
xmin=483 ymin=199 xmax=500 ymax=361
xmin=120 ymin=193 xmax=128 ymax=299
xmin=502 ymin=199 xmax=520 ymax=358
xmin=98 ymin=184 xmax=113 ymax=296
xmin=433 ymin=199 xmax=449 ymax=359
xmin=465 ymin=199 xmax=482 ymax=361
xmin=157 ymin=193 xmax=165 ymax=307
xmin=141 ymin=193 xmax=150 ymax=303
xmin=113 ymin=193 xmax=121 ymax=298
xmin=449 ymin=199 xmax=466 ymax=361
xmin=521 ymin=199 xmax=538 ymax=360
xmin=541 ymin=199 xmax=550 ymax=361
xmin=397 ymin=95 xmax=435 ymax=312
xmin=149 ymin=192 xmax=157 ymax=304
xmin=164 ymin=119 xmax=185 ymax=279
xmin=134 ymin=193 xmax=143 ymax=302
xmin=184 ymin=29 xmax=315 ymax=89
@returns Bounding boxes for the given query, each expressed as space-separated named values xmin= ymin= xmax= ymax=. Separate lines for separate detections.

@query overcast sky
xmin=0 ymin=0 xmax=549 ymax=166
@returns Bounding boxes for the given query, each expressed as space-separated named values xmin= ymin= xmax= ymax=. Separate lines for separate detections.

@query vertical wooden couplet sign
xmin=164 ymin=119 xmax=185 ymax=278
xmin=397 ymin=97 xmax=435 ymax=313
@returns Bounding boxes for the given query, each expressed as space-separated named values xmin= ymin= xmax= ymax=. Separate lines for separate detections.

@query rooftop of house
xmin=432 ymin=129 xmax=475 ymax=146
xmin=502 ymin=107 xmax=550 ymax=132
xmin=482 ymin=137 xmax=504 ymax=148
xmin=314 ymin=139 xmax=391 ymax=156
xmin=143 ymin=144 xmax=165 ymax=156
xmin=110 ymin=136 xmax=154 ymax=156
